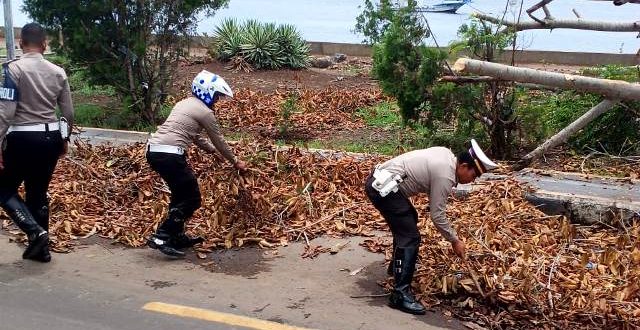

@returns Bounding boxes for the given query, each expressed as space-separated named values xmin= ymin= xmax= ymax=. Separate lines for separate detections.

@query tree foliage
xmin=24 ymin=0 xmax=229 ymax=123
xmin=354 ymin=0 xmax=398 ymax=45
xmin=362 ymin=0 xmax=445 ymax=124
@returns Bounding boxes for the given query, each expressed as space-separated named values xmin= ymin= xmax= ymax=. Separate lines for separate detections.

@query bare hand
xmin=452 ymin=239 xmax=466 ymax=259
xmin=0 ymin=152 xmax=4 ymax=171
xmin=234 ymin=160 xmax=247 ymax=172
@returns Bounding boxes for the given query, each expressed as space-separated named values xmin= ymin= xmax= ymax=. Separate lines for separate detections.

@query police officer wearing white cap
xmin=0 ymin=23 xmax=74 ymax=263
xmin=364 ymin=139 xmax=497 ymax=315
xmin=146 ymin=70 xmax=247 ymax=258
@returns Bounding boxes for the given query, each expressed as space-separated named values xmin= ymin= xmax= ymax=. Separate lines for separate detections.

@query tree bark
xmin=516 ymin=99 xmax=618 ymax=169
xmin=453 ymin=58 xmax=640 ymax=101
xmin=440 ymin=75 xmax=503 ymax=83
xmin=473 ymin=12 xmax=640 ymax=32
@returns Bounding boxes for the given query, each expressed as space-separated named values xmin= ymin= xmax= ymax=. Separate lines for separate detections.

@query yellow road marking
xmin=143 ymin=302 xmax=314 ymax=330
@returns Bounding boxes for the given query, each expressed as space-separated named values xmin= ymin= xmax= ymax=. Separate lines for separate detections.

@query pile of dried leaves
xmin=2 ymin=140 xmax=638 ymax=328
xmin=365 ymin=180 xmax=640 ymax=329
xmin=214 ymin=88 xmax=386 ymax=139
xmin=36 ymin=140 xmax=385 ymax=253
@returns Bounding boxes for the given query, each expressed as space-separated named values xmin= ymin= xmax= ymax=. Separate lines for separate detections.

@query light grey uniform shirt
xmin=148 ymin=96 xmax=236 ymax=163
xmin=380 ymin=147 xmax=459 ymax=242
xmin=0 ymin=52 xmax=74 ymax=140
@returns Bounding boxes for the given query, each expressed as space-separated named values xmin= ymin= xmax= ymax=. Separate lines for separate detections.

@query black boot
xmin=148 ymin=231 xmax=186 ymax=258
xmin=2 ymin=195 xmax=50 ymax=262
xmin=388 ymin=245 xmax=426 ymax=315
xmin=387 ymin=239 xmax=396 ymax=276
xmin=169 ymin=233 xmax=204 ymax=250
xmin=147 ymin=208 xmax=187 ymax=258
xmin=28 ymin=203 xmax=51 ymax=262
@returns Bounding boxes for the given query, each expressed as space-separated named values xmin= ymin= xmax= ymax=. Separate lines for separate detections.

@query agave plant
xmin=275 ymin=24 xmax=310 ymax=69
xmin=211 ymin=19 xmax=311 ymax=70
xmin=211 ymin=18 xmax=242 ymax=61
xmin=240 ymin=20 xmax=286 ymax=69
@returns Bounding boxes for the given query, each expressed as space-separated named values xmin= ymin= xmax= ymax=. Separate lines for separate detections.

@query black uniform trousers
xmin=146 ymin=151 xmax=202 ymax=223
xmin=0 ymin=130 xmax=64 ymax=227
xmin=365 ymin=174 xmax=421 ymax=248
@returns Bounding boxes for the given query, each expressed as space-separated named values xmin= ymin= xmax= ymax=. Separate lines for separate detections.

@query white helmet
xmin=191 ymin=70 xmax=233 ymax=107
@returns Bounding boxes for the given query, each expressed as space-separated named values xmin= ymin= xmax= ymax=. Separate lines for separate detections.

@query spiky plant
xmin=211 ymin=19 xmax=311 ymax=70
xmin=211 ymin=18 xmax=242 ymax=61
xmin=275 ymin=24 xmax=310 ymax=69
xmin=239 ymin=20 xmax=285 ymax=69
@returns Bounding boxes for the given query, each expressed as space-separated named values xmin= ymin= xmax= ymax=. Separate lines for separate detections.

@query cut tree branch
xmin=473 ymin=12 xmax=640 ymax=32
xmin=440 ymin=76 xmax=503 ymax=83
xmin=517 ymin=99 xmax=618 ymax=167
xmin=453 ymin=58 xmax=640 ymax=101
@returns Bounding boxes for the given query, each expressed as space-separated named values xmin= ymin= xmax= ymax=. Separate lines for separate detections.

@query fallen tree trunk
xmin=453 ymin=58 xmax=640 ymax=101
xmin=439 ymin=75 xmax=502 ymax=83
xmin=473 ymin=12 xmax=640 ymax=32
xmin=516 ymin=99 xmax=619 ymax=169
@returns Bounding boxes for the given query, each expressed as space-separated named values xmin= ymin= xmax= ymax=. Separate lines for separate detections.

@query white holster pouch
xmin=59 ymin=117 xmax=70 ymax=140
xmin=372 ymin=165 xmax=403 ymax=197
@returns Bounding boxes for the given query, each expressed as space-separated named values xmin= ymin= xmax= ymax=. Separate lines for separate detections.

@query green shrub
xmin=278 ymin=93 xmax=300 ymax=138
xmin=516 ymin=89 xmax=640 ymax=155
xmin=211 ymin=19 xmax=310 ymax=70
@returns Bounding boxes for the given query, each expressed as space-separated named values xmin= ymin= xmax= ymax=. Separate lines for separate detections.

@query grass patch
xmin=580 ymin=65 xmax=640 ymax=82
xmin=277 ymin=134 xmax=423 ymax=156
xmin=357 ymin=101 xmax=402 ymax=128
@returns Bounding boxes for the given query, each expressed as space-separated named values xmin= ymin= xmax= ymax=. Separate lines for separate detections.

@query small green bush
xmin=278 ymin=93 xmax=300 ymax=138
xmin=211 ymin=19 xmax=310 ymax=70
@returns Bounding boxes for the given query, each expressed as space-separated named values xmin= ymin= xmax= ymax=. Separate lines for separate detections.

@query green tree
xmin=354 ymin=0 xmax=397 ymax=45
xmin=446 ymin=19 xmax=518 ymax=158
xmin=23 ymin=0 xmax=229 ymax=124
xmin=363 ymin=0 xmax=445 ymax=124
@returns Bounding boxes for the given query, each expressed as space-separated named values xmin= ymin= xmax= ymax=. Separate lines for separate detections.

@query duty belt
xmin=147 ymin=144 xmax=185 ymax=155
xmin=8 ymin=122 xmax=60 ymax=133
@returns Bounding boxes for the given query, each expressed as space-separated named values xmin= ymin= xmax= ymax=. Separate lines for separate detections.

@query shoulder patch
xmin=0 ymin=60 xmax=19 ymax=101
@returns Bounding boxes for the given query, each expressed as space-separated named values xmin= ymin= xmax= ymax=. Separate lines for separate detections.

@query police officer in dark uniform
xmin=0 ymin=23 xmax=74 ymax=262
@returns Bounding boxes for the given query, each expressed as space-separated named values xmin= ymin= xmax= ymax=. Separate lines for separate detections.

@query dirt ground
xmin=173 ymin=57 xmax=378 ymax=94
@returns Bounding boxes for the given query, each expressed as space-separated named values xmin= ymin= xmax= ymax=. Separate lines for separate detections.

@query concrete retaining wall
xmin=307 ymin=41 xmax=639 ymax=66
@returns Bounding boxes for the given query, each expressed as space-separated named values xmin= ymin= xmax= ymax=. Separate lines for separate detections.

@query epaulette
xmin=1 ymin=58 xmax=19 ymax=67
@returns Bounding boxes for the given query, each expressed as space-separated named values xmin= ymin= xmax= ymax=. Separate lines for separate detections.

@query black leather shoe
xmin=23 ymin=232 xmax=51 ymax=263
xmin=147 ymin=234 xmax=186 ymax=258
xmin=169 ymin=233 xmax=204 ymax=250
xmin=388 ymin=285 xmax=426 ymax=315
xmin=388 ymin=245 xmax=426 ymax=315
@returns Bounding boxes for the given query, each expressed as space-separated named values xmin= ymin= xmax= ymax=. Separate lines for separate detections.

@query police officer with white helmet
xmin=0 ymin=23 xmax=74 ymax=263
xmin=365 ymin=140 xmax=497 ymax=315
xmin=146 ymin=70 xmax=246 ymax=257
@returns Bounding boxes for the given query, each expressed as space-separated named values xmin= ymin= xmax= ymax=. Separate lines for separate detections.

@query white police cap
xmin=469 ymin=139 xmax=498 ymax=174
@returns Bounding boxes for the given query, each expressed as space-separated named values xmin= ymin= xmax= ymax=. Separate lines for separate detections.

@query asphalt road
xmin=0 ymin=234 xmax=459 ymax=330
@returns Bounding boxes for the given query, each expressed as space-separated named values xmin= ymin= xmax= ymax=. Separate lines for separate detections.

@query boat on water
xmin=416 ymin=0 xmax=471 ymax=13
